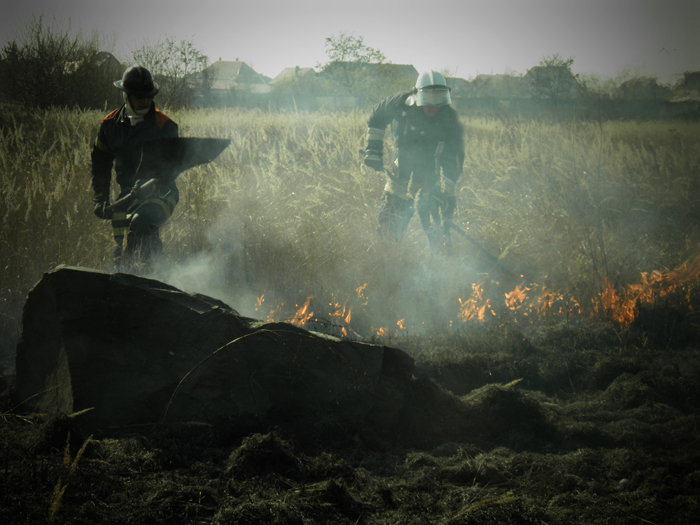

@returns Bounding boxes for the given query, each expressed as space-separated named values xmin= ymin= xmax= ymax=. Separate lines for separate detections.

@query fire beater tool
xmin=106 ymin=137 xmax=231 ymax=212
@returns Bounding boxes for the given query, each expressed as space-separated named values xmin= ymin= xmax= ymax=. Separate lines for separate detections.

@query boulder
xmin=13 ymin=266 xmax=414 ymax=435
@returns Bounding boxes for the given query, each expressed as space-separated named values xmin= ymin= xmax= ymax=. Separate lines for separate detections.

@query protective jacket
xmin=367 ymin=91 xmax=465 ymax=193
xmin=90 ymin=103 xmax=179 ymax=202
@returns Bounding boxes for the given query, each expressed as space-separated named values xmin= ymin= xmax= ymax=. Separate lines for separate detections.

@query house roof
xmin=270 ymin=66 xmax=316 ymax=85
xmin=461 ymin=74 xmax=525 ymax=97
xmin=203 ymin=61 xmax=271 ymax=92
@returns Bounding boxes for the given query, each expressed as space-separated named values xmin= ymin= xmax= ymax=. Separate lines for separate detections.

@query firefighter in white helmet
xmin=363 ymin=70 xmax=465 ymax=250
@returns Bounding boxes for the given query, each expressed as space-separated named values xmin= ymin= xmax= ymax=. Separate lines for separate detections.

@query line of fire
xmin=252 ymin=246 xmax=700 ymax=339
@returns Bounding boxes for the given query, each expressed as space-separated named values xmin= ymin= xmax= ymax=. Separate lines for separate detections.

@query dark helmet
xmin=114 ymin=65 xmax=159 ymax=97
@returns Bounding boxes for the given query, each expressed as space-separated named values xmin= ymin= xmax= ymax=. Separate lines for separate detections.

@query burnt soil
xmin=2 ymin=306 xmax=700 ymax=524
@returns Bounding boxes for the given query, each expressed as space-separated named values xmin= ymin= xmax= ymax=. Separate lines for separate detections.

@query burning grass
xmin=1 ymin=105 xmax=700 ymax=358
xmin=2 ymin=105 xmax=700 ymax=523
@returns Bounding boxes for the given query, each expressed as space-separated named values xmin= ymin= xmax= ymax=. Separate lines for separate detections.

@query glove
xmin=93 ymin=199 xmax=112 ymax=220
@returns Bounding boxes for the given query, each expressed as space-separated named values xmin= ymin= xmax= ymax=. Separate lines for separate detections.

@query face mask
xmin=123 ymin=93 xmax=150 ymax=126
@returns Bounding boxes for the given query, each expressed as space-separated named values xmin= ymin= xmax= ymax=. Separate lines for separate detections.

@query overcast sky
xmin=1 ymin=0 xmax=698 ymax=83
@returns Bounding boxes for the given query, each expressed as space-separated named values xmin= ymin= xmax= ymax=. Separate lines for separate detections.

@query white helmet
xmin=413 ymin=70 xmax=451 ymax=107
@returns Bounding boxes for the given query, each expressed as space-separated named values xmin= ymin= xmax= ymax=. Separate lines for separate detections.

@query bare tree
xmin=318 ymin=32 xmax=408 ymax=106
xmin=531 ymin=54 xmax=579 ymax=101
xmin=322 ymin=32 xmax=385 ymax=65
xmin=0 ymin=15 xmax=121 ymax=109
xmin=131 ymin=38 xmax=209 ymax=109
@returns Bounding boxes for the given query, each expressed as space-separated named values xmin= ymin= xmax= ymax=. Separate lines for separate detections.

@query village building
xmin=182 ymin=57 xmax=700 ymax=119
xmin=196 ymin=60 xmax=272 ymax=107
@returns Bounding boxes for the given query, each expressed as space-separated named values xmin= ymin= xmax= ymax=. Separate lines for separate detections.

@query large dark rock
xmin=13 ymin=266 xmax=414 ymax=435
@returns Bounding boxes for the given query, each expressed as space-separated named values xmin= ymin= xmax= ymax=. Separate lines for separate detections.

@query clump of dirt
xmin=2 ymin=314 xmax=700 ymax=524
xmin=225 ymin=432 xmax=305 ymax=480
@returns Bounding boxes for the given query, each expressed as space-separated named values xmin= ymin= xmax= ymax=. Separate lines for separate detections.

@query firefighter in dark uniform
xmin=91 ymin=64 xmax=179 ymax=269
xmin=363 ymin=70 xmax=465 ymax=250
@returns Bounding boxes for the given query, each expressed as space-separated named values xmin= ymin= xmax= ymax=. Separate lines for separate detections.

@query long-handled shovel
xmin=445 ymin=221 xmax=520 ymax=279
xmin=445 ymin=221 xmax=499 ymax=264
xmin=362 ymin=157 xmax=519 ymax=277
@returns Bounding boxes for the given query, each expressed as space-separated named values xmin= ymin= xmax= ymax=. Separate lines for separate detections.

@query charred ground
xmin=2 ymin=305 xmax=700 ymax=525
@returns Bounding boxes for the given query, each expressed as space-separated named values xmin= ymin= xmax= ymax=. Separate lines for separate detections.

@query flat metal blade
xmin=136 ymin=137 xmax=231 ymax=182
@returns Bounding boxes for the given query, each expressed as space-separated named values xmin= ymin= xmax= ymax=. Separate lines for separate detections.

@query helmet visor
xmin=416 ymin=87 xmax=451 ymax=107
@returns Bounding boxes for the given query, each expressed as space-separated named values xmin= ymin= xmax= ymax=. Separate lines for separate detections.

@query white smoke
xmin=150 ymin=215 xmax=261 ymax=319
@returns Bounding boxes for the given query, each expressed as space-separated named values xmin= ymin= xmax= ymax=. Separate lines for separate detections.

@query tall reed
xmin=2 ymin=105 xmax=698 ymax=361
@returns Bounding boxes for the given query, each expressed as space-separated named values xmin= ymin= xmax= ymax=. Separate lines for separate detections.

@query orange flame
xmin=505 ymin=284 xmax=530 ymax=310
xmin=594 ymin=249 xmax=700 ymax=327
xmin=501 ymin=283 xmax=575 ymax=322
xmin=356 ymin=283 xmax=369 ymax=306
xmin=290 ymin=297 xmax=314 ymax=326
xmin=253 ymin=247 xmax=700 ymax=337
xmin=256 ymin=295 xmax=281 ymax=323
xmin=459 ymin=281 xmax=494 ymax=321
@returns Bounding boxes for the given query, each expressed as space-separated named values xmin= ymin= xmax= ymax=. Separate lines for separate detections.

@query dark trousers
xmin=377 ymin=191 xmax=453 ymax=250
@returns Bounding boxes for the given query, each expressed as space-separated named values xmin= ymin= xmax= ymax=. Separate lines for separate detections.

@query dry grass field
xmin=2 ymin=105 xmax=699 ymax=360
xmin=2 ymin=105 xmax=700 ymax=524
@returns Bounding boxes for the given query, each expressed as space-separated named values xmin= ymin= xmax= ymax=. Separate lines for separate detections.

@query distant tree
xmin=578 ymin=73 xmax=617 ymax=99
xmin=673 ymin=70 xmax=700 ymax=97
xmin=539 ymin=53 xmax=575 ymax=71
xmin=318 ymin=32 xmax=408 ymax=106
xmin=322 ymin=32 xmax=385 ymax=66
xmin=0 ymin=15 xmax=122 ymax=109
xmin=579 ymin=65 xmax=666 ymax=102
xmin=614 ymin=77 xmax=669 ymax=101
xmin=131 ymin=38 xmax=209 ymax=109
xmin=197 ymin=65 xmax=215 ymax=108
xmin=527 ymin=54 xmax=582 ymax=114
xmin=319 ymin=32 xmax=385 ymax=95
